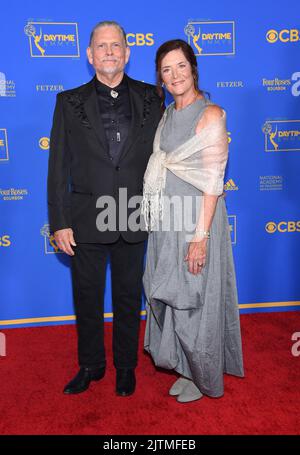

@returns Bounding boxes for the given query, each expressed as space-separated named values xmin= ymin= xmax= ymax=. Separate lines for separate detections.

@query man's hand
xmin=54 ymin=228 xmax=76 ymax=256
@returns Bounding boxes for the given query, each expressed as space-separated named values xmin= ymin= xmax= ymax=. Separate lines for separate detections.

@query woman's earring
xmin=162 ymin=82 xmax=165 ymax=88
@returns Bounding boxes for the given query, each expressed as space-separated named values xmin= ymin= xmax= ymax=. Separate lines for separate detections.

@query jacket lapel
xmin=119 ymin=75 xmax=144 ymax=162
xmin=83 ymin=77 xmax=110 ymax=156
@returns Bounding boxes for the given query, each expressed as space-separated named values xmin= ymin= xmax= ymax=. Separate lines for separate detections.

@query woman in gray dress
xmin=142 ymin=40 xmax=244 ymax=403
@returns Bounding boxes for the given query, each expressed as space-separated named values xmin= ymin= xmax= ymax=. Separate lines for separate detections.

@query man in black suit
xmin=47 ymin=21 xmax=162 ymax=396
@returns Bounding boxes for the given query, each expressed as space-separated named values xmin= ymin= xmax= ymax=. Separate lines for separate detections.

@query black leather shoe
xmin=63 ymin=367 xmax=105 ymax=394
xmin=116 ymin=368 xmax=136 ymax=396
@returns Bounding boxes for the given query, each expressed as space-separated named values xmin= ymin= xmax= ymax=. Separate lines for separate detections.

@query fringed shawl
xmin=142 ymin=105 xmax=228 ymax=231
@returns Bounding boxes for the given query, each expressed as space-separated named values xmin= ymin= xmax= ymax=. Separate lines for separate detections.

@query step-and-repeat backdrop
xmin=1 ymin=0 xmax=299 ymax=328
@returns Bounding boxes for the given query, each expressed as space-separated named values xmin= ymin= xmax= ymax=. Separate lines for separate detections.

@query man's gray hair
xmin=89 ymin=21 xmax=127 ymax=46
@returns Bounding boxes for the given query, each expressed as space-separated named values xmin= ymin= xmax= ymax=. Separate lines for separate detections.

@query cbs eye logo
xmin=265 ymin=222 xmax=277 ymax=233
xmin=0 ymin=235 xmax=11 ymax=247
xmin=39 ymin=137 xmax=50 ymax=150
xmin=266 ymin=29 xmax=300 ymax=43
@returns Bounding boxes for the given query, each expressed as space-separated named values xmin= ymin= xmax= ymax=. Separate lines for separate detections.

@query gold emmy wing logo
xmin=40 ymin=224 xmax=61 ymax=254
xmin=184 ymin=23 xmax=203 ymax=54
xmin=262 ymin=122 xmax=279 ymax=151
xmin=39 ymin=137 xmax=50 ymax=150
xmin=24 ymin=23 xmax=46 ymax=56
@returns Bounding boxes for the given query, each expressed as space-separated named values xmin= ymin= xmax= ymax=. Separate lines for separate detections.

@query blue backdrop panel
xmin=0 ymin=0 xmax=299 ymax=328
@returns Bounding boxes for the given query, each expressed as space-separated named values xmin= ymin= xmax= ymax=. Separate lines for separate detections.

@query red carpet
xmin=0 ymin=312 xmax=299 ymax=435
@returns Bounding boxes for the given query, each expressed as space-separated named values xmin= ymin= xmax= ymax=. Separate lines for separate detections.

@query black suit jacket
xmin=47 ymin=75 xmax=162 ymax=243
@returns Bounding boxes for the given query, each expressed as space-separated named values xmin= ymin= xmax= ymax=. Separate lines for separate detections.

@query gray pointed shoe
xmin=176 ymin=381 xmax=203 ymax=403
xmin=169 ymin=377 xmax=191 ymax=396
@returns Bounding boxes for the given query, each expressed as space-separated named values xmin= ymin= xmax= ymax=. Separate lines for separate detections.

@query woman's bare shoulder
xmin=196 ymin=104 xmax=224 ymax=132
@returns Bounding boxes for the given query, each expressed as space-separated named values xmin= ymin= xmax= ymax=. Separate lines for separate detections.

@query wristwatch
xmin=195 ymin=229 xmax=210 ymax=239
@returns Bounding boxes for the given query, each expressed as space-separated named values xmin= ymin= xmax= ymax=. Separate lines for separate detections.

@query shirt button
xmin=115 ymin=166 xmax=120 ymax=171
xmin=111 ymin=138 xmax=114 ymax=141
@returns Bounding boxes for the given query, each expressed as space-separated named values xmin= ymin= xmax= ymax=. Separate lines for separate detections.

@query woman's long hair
xmin=155 ymin=39 xmax=206 ymax=103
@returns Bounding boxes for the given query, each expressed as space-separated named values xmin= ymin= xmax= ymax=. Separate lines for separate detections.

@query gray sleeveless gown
xmin=143 ymin=99 xmax=244 ymax=398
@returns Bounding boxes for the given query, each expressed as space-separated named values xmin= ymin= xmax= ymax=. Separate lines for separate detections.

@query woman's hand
xmin=184 ymin=238 xmax=208 ymax=275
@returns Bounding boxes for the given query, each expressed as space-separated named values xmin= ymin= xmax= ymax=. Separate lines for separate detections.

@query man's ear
xmin=125 ymin=46 xmax=130 ymax=65
xmin=86 ymin=47 xmax=93 ymax=65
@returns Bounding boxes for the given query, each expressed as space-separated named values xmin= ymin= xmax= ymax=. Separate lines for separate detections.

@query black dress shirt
xmin=95 ymin=76 xmax=132 ymax=165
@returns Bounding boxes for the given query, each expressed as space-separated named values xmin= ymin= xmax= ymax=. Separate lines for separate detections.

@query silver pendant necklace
xmin=110 ymin=90 xmax=118 ymax=99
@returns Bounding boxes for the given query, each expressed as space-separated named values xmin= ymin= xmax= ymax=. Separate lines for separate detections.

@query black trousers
xmin=71 ymin=237 xmax=145 ymax=369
